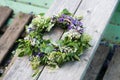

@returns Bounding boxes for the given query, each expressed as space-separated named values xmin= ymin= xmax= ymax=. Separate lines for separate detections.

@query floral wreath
xmin=17 ymin=9 xmax=91 ymax=76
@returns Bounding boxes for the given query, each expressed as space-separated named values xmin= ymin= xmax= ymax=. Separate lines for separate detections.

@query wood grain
xmin=3 ymin=56 xmax=37 ymax=80
xmin=38 ymin=0 xmax=118 ymax=80
xmin=45 ymin=0 xmax=81 ymax=17
xmin=103 ymin=47 xmax=120 ymax=80
xmin=0 ymin=12 xmax=32 ymax=64
xmin=83 ymin=45 xmax=109 ymax=80
xmin=0 ymin=6 xmax=13 ymax=28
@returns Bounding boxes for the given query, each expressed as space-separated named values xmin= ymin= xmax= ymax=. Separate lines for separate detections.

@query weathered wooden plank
xmin=83 ymin=45 xmax=109 ymax=80
xmin=38 ymin=0 xmax=118 ymax=80
xmin=3 ymin=56 xmax=37 ymax=80
xmin=45 ymin=0 xmax=81 ymax=17
xmin=0 ymin=12 xmax=32 ymax=64
xmin=103 ymin=47 xmax=120 ymax=80
xmin=3 ymin=0 xmax=81 ymax=80
xmin=0 ymin=6 xmax=13 ymax=28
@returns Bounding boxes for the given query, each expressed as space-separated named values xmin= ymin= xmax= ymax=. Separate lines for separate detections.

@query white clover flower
xmin=61 ymin=46 xmax=75 ymax=53
xmin=24 ymin=35 xmax=30 ymax=40
xmin=31 ymin=38 xmax=36 ymax=46
xmin=61 ymin=29 xmax=81 ymax=40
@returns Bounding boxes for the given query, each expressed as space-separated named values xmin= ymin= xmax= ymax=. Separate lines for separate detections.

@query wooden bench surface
xmin=3 ymin=0 xmax=118 ymax=80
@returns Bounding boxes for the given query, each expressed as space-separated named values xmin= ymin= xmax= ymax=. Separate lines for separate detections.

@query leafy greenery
xmin=16 ymin=8 xmax=91 ymax=76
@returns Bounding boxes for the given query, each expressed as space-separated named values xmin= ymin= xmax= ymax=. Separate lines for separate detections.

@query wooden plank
xmin=44 ymin=0 xmax=81 ymax=17
xmin=3 ymin=56 xmax=37 ymax=80
xmin=38 ymin=0 xmax=118 ymax=80
xmin=83 ymin=45 xmax=109 ymax=80
xmin=103 ymin=47 xmax=120 ymax=80
xmin=3 ymin=0 xmax=81 ymax=80
xmin=0 ymin=6 xmax=13 ymax=28
xmin=0 ymin=12 xmax=32 ymax=64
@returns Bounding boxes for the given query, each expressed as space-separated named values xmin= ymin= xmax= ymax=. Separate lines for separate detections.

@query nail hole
xmin=28 ymin=2 xmax=31 ymax=5
xmin=45 ymin=3 xmax=47 ymax=6
xmin=115 ymin=36 xmax=119 ymax=40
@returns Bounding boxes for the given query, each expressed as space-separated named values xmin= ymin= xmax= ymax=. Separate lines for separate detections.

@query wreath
xmin=17 ymin=9 xmax=91 ymax=76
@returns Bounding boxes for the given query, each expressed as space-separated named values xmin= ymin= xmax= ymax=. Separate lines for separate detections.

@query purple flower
xmin=79 ymin=28 xmax=84 ymax=34
xmin=78 ymin=21 xmax=83 ymax=27
xmin=76 ymin=26 xmax=81 ymax=31
xmin=61 ymin=14 xmax=67 ymax=18
xmin=37 ymin=52 xmax=44 ymax=57
xmin=61 ymin=14 xmax=73 ymax=22
xmin=58 ymin=17 xmax=64 ymax=23
xmin=27 ymin=28 xmax=34 ymax=33
xmin=66 ymin=16 xmax=73 ymax=21
xmin=68 ymin=24 xmax=74 ymax=30
xmin=33 ymin=52 xmax=38 ymax=56
xmin=72 ymin=19 xmax=78 ymax=25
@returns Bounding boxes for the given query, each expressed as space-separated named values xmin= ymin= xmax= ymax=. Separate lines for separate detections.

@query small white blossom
xmin=31 ymin=38 xmax=36 ymax=46
xmin=24 ymin=35 xmax=30 ymax=40
xmin=26 ymin=24 xmax=35 ymax=33
xmin=61 ymin=29 xmax=81 ymax=40
xmin=61 ymin=46 xmax=75 ymax=53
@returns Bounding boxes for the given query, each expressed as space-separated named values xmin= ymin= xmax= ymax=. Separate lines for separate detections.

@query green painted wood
xmin=103 ymin=3 xmax=120 ymax=44
xmin=0 ymin=0 xmax=48 ymax=14
xmin=11 ymin=0 xmax=54 ymax=9
xmin=110 ymin=4 xmax=120 ymax=24
xmin=103 ymin=24 xmax=120 ymax=44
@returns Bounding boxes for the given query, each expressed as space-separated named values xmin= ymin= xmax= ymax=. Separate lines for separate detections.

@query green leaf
xmin=74 ymin=55 xmax=80 ymax=61
xmin=18 ymin=52 xmax=24 ymax=57
xmin=32 ymin=69 xmax=41 ymax=77
xmin=61 ymin=8 xmax=71 ymax=15
xmin=45 ymin=45 xmax=54 ymax=53
xmin=46 ymin=23 xmax=54 ymax=32
xmin=39 ymin=13 xmax=45 ymax=16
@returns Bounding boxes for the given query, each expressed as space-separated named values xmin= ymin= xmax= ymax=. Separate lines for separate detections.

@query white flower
xmin=61 ymin=29 xmax=81 ymax=40
xmin=24 ymin=35 xmax=30 ymax=40
xmin=26 ymin=24 xmax=35 ymax=33
xmin=31 ymin=38 xmax=36 ymax=46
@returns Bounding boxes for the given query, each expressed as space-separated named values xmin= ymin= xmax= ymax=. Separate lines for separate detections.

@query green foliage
xmin=16 ymin=9 xmax=91 ymax=77
xmin=61 ymin=8 xmax=72 ymax=15
xmin=47 ymin=51 xmax=66 ymax=67
xmin=31 ymin=56 xmax=40 ymax=70
xmin=17 ymin=39 xmax=32 ymax=57
xmin=32 ymin=15 xmax=54 ymax=33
